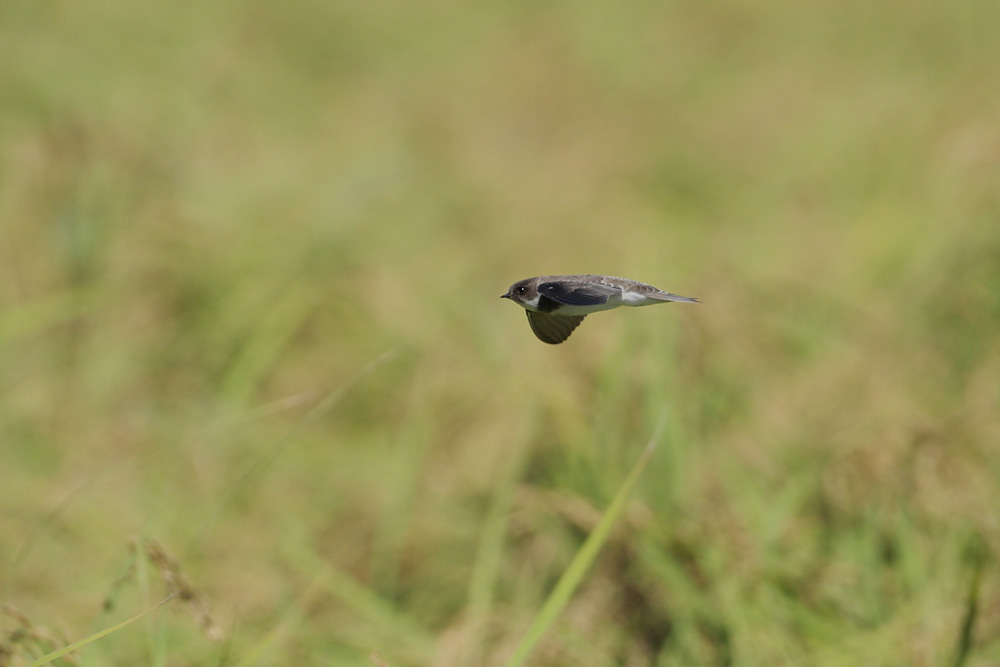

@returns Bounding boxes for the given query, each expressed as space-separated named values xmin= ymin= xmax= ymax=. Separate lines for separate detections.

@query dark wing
xmin=538 ymin=281 xmax=619 ymax=306
xmin=526 ymin=311 xmax=586 ymax=345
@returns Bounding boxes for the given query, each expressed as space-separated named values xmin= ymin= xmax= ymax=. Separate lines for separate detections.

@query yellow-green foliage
xmin=2 ymin=0 xmax=999 ymax=664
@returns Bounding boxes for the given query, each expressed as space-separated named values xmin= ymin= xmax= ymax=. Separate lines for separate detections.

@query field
xmin=2 ymin=0 xmax=1000 ymax=665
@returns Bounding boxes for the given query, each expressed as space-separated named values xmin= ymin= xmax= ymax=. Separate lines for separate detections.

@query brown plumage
xmin=501 ymin=274 xmax=698 ymax=344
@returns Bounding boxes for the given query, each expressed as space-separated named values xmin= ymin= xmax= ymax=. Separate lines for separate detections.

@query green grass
xmin=3 ymin=0 xmax=1000 ymax=664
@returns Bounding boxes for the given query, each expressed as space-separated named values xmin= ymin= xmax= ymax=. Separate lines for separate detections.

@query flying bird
xmin=501 ymin=274 xmax=698 ymax=344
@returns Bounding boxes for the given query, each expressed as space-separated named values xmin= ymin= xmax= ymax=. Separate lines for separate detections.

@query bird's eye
xmin=517 ymin=286 xmax=526 ymax=294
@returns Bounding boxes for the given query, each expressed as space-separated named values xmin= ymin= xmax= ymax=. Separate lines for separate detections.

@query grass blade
xmin=24 ymin=594 xmax=177 ymax=667
xmin=502 ymin=412 xmax=667 ymax=667
xmin=952 ymin=550 xmax=986 ymax=667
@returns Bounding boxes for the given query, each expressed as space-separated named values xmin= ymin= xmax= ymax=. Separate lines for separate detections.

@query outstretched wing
xmin=526 ymin=311 xmax=586 ymax=345
xmin=538 ymin=281 xmax=619 ymax=306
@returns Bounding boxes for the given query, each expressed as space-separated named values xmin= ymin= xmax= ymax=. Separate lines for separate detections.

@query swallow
xmin=501 ymin=274 xmax=698 ymax=344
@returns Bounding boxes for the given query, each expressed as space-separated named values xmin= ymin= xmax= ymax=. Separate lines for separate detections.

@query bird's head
xmin=501 ymin=278 xmax=539 ymax=306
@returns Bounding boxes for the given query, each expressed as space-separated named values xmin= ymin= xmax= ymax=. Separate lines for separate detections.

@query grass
xmin=2 ymin=0 xmax=1000 ymax=664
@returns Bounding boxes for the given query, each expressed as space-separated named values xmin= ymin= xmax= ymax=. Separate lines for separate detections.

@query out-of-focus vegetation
xmin=2 ymin=0 xmax=999 ymax=664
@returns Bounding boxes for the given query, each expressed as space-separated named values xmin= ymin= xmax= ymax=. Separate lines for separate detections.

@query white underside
xmin=621 ymin=291 xmax=658 ymax=306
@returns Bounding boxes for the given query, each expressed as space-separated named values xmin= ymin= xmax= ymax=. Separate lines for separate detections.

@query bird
xmin=501 ymin=274 xmax=698 ymax=344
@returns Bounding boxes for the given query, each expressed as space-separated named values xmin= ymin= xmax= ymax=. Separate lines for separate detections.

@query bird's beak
xmin=500 ymin=293 xmax=510 ymax=299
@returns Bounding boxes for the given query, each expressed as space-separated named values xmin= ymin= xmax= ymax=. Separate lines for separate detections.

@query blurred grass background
xmin=2 ymin=0 xmax=1000 ymax=664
